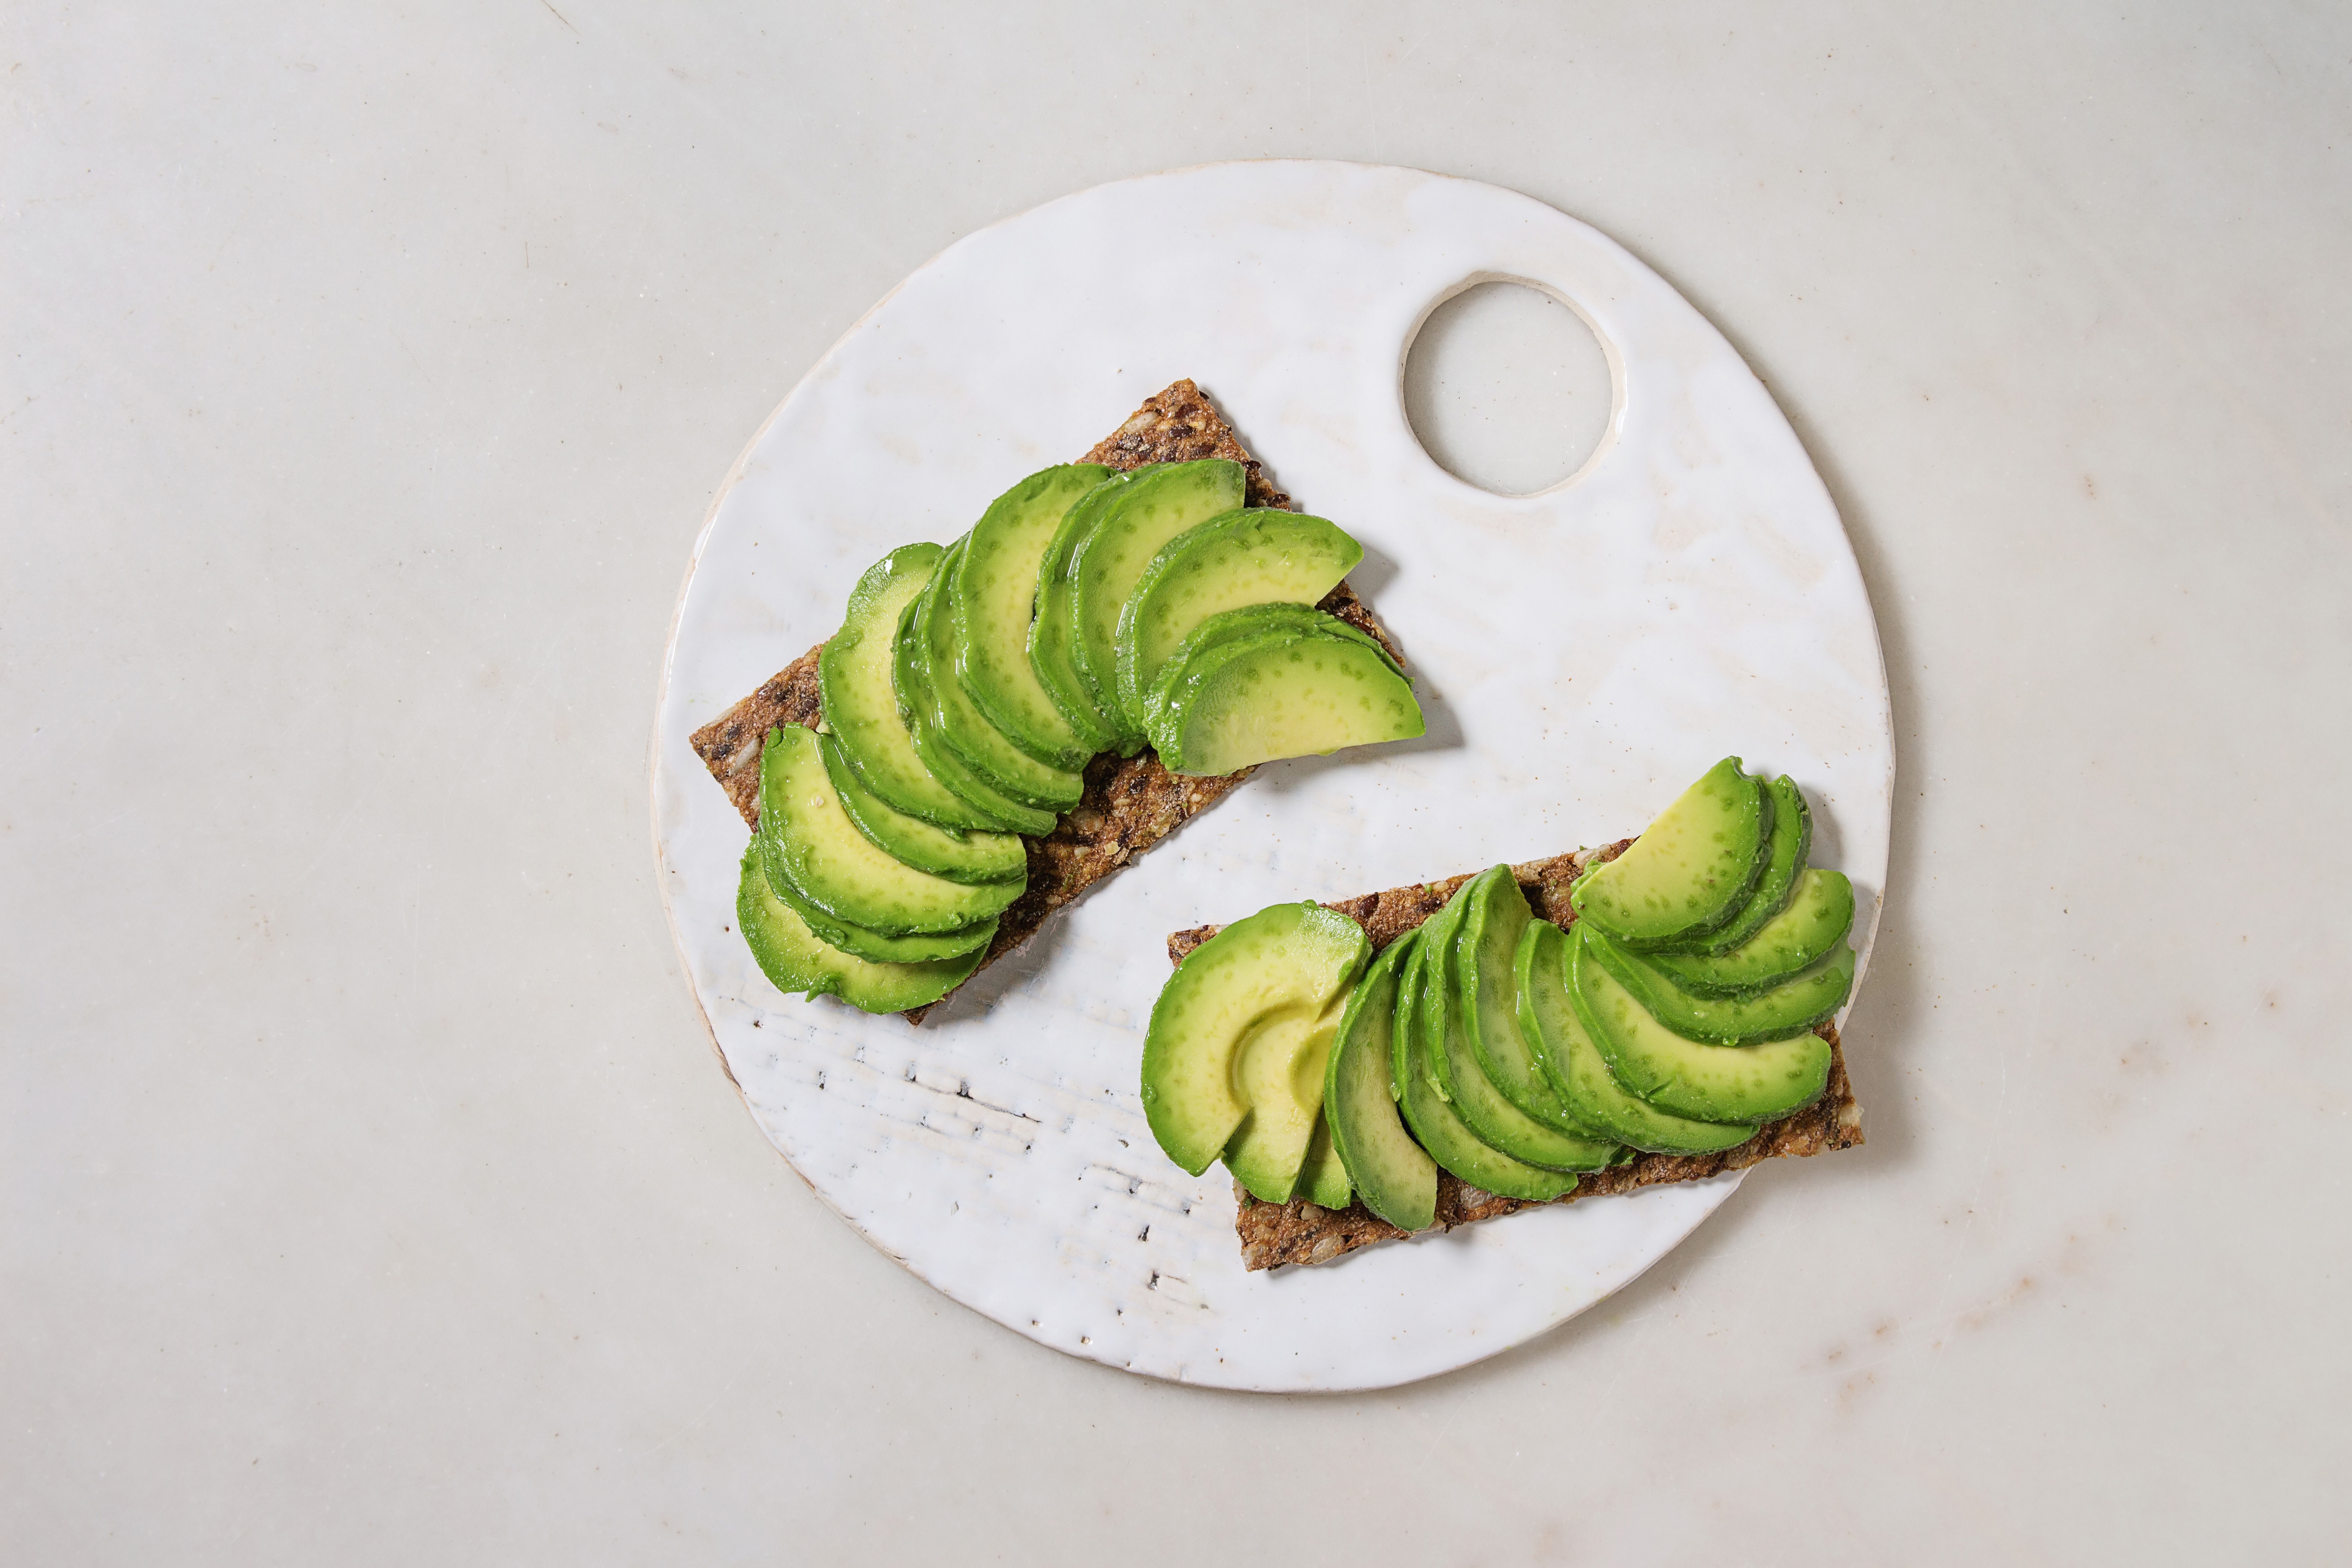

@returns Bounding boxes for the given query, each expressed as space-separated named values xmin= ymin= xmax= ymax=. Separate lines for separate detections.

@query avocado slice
xmin=1065 ymin=460 xmax=1247 ymax=750
xmin=1029 ymin=468 xmax=1152 ymax=753
xmin=1147 ymin=612 xmax=1424 ymax=777
xmin=908 ymin=537 xmax=1085 ymax=812
xmin=1644 ymin=868 xmax=1856 ymax=997
xmin=1112 ymin=507 xmax=1363 ymax=733
xmin=736 ymin=845 xmax=987 ymax=1015
xmin=1139 ymin=902 xmax=1369 ymax=1181
xmin=1570 ymin=758 xmax=1773 ymax=947
xmin=1429 ymin=874 xmax=1618 ymax=1171
xmin=817 ymin=729 xmax=1026 ymax=887
xmin=754 ymin=849 xmax=999 ymax=965
xmin=1515 ymin=921 xmax=1758 ymax=1154
xmin=756 ymin=724 xmax=1025 ymax=936
xmin=1141 ymin=601 xmax=1401 ymax=732
xmin=891 ymin=580 xmax=1060 ymax=837
xmin=1322 ymin=933 xmax=1438 ymax=1230
xmin=819 ymin=544 xmax=1014 ymax=833
xmin=1567 ymin=927 xmax=1831 ymax=1123
xmin=1585 ymin=926 xmax=1854 ymax=1045
xmin=1646 ymin=774 xmax=1811 ymax=956
xmin=1223 ymin=991 xmax=1352 ymax=1203
xmin=1390 ymin=919 xmax=1579 ymax=1203
xmin=951 ymin=464 xmax=1112 ymax=771
xmin=1454 ymin=865 xmax=1618 ymax=1141
xmin=1294 ymin=1116 xmax=1354 ymax=1211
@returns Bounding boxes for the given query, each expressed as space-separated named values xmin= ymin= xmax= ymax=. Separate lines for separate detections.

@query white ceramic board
xmin=652 ymin=162 xmax=1893 ymax=1392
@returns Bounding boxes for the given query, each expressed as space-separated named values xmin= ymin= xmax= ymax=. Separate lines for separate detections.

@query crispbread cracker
xmin=1163 ymin=844 xmax=1865 ymax=1270
xmin=689 ymin=380 xmax=1402 ymax=1020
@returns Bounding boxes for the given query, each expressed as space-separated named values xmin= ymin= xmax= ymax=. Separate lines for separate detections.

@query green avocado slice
xmin=1431 ymin=874 xmax=1618 ymax=1171
xmin=1223 ymin=988 xmax=1354 ymax=1204
xmin=892 ymin=580 xmax=1059 ymax=837
xmin=1147 ymin=611 xmax=1423 ymax=777
xmin=817 ymin=729 xmax=1026 ymax=887
xmin=1141 ymin=602 xmax=1399 ymax=734
xmin=754 ymin=850 xmax=999 ymax=964
xmin=1585 ymin=927 xmax=1854 ymax=1045
xmin=952 ymin=464 xmax=1111 ymax=771
xmin=1645 ymin=774 xmax=1811 ymax=956
xmin=1455 ymin=865 xmax=1618 ymax=1142
xmin=1516 ymin=921 xmax=1758 ymax=1154
xmin=1029 ymin=468 xmax=1149 ymax=753
xmin=736 ymin=846 xmax=986 ymax=1015
xmin=1570 ymin=758 xmax=1772 ymax=947
xmin=1568 ymin=927 xmax=1831 ymax=1123
xmin=1390 ymin=913 xmax=1579 ymax=1203
xmin=910 ymin=537 xmax=1084 ymax=812
xmin=818 ymin=544 xmax=1012 ymax=832
xmin=1113 ymin=506 xmax=1362 ymax=733
xmin=757 ymin=724 xmax=1025 ymax=936
xmin=1140 ymin=902 xmax=1368 ymax=1181
xmin=1294 ymin=1116 xmax=1354 ymax=1211
xmin=1644 ymin=868 xmax=1856 ymax=997
xmin=1322 ymin=933 xmax=1438 ymax=1230
xmin=1067 ymin=460 xmax=1247 ymax=750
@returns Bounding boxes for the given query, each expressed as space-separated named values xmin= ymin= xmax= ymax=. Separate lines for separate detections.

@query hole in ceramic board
xmin=1402 ymin=280 xmax=1615 ymax=495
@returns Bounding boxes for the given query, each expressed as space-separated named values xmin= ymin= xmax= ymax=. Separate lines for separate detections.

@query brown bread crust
xmin=1164 ymin=844 xmax=1865 ymax=1270
xmin=687 ymin=381 xmax=1398 ymax=1021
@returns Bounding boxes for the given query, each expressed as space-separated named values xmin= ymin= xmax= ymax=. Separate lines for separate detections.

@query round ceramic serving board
xmin=653 ymin=162 xmax=1892 ymax=1393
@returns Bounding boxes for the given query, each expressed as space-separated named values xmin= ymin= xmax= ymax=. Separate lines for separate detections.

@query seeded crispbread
xmin=689 ymin=380 xmax=1403 ymax=1021
xmin=1163 ymin=842 xmax=1865 ymax=1270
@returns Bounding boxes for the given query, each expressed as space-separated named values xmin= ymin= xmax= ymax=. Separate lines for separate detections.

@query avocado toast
xmin=691 ymin=380 xmax=1407 ymax=1021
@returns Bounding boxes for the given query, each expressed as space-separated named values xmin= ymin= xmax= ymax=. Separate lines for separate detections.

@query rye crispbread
xmin=689 ymin=380 xmax=1402 ymax=1021
xmin=1163 ymin=843 xmax=1865 ymax=1270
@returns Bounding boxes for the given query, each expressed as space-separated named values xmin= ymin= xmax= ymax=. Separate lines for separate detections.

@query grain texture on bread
xmin=688 ymin=380 xmax=1401 ymax=1020
xmin=1163 ymin=843 xmax=1866 ymax=1271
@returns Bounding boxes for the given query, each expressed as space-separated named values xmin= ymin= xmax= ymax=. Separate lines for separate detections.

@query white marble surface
xmin=6 ymin=1 xmax=2346 ymax=1559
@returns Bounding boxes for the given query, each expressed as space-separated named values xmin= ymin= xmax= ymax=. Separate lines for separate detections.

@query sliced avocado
xmin=1141 ymin=601 xmax=1400 ymax=732
xmin=1148 ymin=614 xmax=1424 ymax=777
xmin=1295 ymin=1115 xmax=1354 ymax=1211
xmin=911 ymin=537 xmax=1084 ymax=812
xmin=1029 ymin=469 xmax=1149 ymax=752
xmin=1066 ymin=460 xmax=1247 ymax=749
xmin=1113 ymin=507 xmax=1362 ymax=732
xmin=818 ymin=544 xmax=1011 ymax=832
xmin=756 ymin=852 xmax=999 ymax=964
xmin=1390 ymin=916 xmax=1579 ymax=1203
xmin=1430 ymin=875 xmax=1617 ymax=1171
xmin=1570 ymin=758 xmax=1773 ymax=947
xmin=818 ymin=729 xmax=1026 ymax=887
xmin=1139 ymin=902 xmax=1368 ymax=1179
xmin=1645 ymin=868 xmax=1856 ymax=997
xmin=757 ymin=724 xmax=1025 ymax=936
xmin=1322 ymin=933 xmax=1438 ymax=1230
xmin=1585 ymin=926 xmax=1854 ymax=1045
xmin=736 ymin=845 xmax=986 ymax=1015
xmin=1516 ymin=921 xmax=1757 ymax=1154
xmin=1455 ymin=865 xmax=1617 ymax=1141
xmin=892 ymin=584 xmax=1059 ymax=837
xmin=952 ymin=463 xmax=1112 ymax=771
xmin=1224 ymin=994 xmax=1351 ymax=1203
xmin=1567 ymin=927 xmax=1831 ymax=1123
xmin=1647 ymin=774 xmax=1811 ymax=956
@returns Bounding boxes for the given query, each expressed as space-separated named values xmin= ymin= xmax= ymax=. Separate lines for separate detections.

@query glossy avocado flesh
xmin=757 ymin=724 xmax=1025 ymax=937
xmin=910 ymin=537 xmax=1084 ymax=812
xmin=1568 ymin=928 xmax=1831 ymax=1124
xmin=1141 ymin=602 xmax=1398 ymax=733
xmin=1647 ymin=774 xmax=1811 ymax=956
xmin=1515 ymin=922 xmax=1757 ymax=1154
xmin=1571 ymin=758 xmax=1771 ymax=947
xmin=1028 ymin=468 xmax=1152 ymax=752
xmin=755 ymin=850 xmax=998 ymax=964
xmin=1067 ymin=460 xmax=1247 ymax=749
xmin=1224 ymin=994 xmax=1352 ymax=1203
xmin=1114 ymin=507 xmax=1362 ymax=732
xmin=1645 ymin=868 xmax=1856 ymax=998
xmin=1390 ymin=914 xmax=1580 ymax=1203
xmin=891 ymin=585 xmax=1059 ymax=837
xmin=820 ymin=544 xmax=1010 ymax=832
xmin=1455 ymin=866 xmax=1618 ymax=1142
xmin=1140 ymin=903 xmax=1368 ymax=1180
xmin=736 ymin=846 xmax=987 ymax=1014
xmin=817 ymin=730 xmax=1026 ymax=887
xmin=1586 ymin=927 xmax=1855 ymax=1045
xmin=1147 ymin=611 xmax=1423 ymax=777
xmin=1295 ymin=1117 xmax=1354 ymax=1210
xmin=951 ymin=463 xmax=1111 ymax=771
xmin=1430 ymin=877 xmax=1618 ymax=1172
xmin=1321 ymin=933 xmax=1437 ymax=1231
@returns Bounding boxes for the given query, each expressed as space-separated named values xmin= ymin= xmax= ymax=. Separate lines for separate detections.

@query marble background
xmin=6 ymin=2 xmax=2346 ymax=1562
